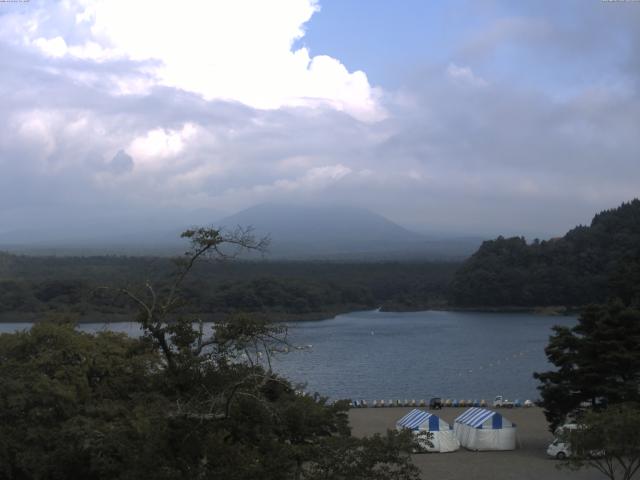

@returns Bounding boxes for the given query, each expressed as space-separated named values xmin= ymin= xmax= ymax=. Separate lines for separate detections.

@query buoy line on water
xmin=347 ymin=398 xmax=535 ymax=409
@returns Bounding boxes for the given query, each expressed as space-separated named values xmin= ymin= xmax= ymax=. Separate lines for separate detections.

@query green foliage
xmin=0 ymin=255 xmax=457 ymax=318
xmin=534 ymin=301 xmax=640 ymax=431
xmin=0 ymin=280 xmax=35 ymax=311
xmin=0 ymin=322 xmax=164 ymax=479
xmin=560 ymin=403 xmax=640 ymax=480
xmin=303 ymin=430 xmax=420 ymax=480
xmin=0 ymin=322 xmax=421 ymax=479
xmin=0 ymin=228 xmax=421 ymax=480
xmin=451 ymin=199 xmax=640 ymax=307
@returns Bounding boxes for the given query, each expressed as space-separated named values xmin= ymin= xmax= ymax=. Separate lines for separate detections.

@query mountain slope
xmin=0 ymin=203 xmax=482 ymax=259
xmin=217 ymin=203 xmax=426 ymax=257
xmin=450 ymin=199 xmax=640 ymax=306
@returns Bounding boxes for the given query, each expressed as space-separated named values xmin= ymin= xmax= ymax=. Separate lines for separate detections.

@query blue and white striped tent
xmin=396 ymin=409 xmax=459 ymax=452
xmin=455 ymin=407 xmax=510 ymax=429
xmin=397 ymin=409 xmax=444 ymax=431
xmin=454 ymin=408 xmax=516 ymax=451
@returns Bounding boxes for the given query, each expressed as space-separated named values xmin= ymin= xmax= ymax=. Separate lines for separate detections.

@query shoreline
xmin=0 ymin=307 xmax=366 ymax=324
xmin=0 ymin=304 xmax=580 ymax=324
xmin=416 ymin=305 xmax=582 ymax=316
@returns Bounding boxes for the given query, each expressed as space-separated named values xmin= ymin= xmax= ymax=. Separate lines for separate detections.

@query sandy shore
xmin=348 ymin=407 xmax=603 ymax=480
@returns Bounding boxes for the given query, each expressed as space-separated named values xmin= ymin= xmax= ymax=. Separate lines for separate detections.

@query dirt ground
xmin=348 ymin=407 xmax=605 ymax=480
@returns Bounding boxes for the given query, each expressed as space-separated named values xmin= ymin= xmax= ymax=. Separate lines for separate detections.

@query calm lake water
xmin=0 ymin=310 xmax=576 ymax=402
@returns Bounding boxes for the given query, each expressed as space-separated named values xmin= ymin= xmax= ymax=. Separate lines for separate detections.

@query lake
xmin=0 ymin=309 xmax=575 ymax=402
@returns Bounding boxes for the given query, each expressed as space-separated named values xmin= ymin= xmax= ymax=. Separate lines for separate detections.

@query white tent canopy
xmin=396 ymin=409 xmax=460 ymax=453
xmin=454 ymin=407 xmax=516 ymax=451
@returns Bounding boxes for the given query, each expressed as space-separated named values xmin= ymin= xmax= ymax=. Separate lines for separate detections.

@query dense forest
xmin=450 ymin=199 xmax=640 ymax=307
xmin=2 ymin=199 xmax=639 ymax=320
xmin=0 ymin=254 xmax=458 ymax=321
xmin=0 ymin=229 xmax=422 ymax=479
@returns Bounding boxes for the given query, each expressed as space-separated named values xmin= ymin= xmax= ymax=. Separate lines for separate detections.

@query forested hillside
xmin=0 ymin=255 xmax=457 ymax=321
xmin=4 ymin=199 xmax=638 ymax=317
xmin=450 ymin=199 xmax=640 ymax=307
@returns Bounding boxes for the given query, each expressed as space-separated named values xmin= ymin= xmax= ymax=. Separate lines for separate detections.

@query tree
xmin=0 ymin=227 xmax=421 ymax=480
xmin=107 ymin=226 xmax=271 ymax=372
xmin=559 ymin=403 xmax=640 ymax=480
xmin=0 ymin=322 xmax=164 ymax=479
xmin=450 ymin=199 xmax=640 ymax=308
xmin=303 ymin=431 xmax=421 ymax=480
xmin=534 ymin=301 xmax=640 ymax=431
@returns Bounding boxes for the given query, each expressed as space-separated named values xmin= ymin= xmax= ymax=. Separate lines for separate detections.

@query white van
xmin=546 ymin=423 xmax=577 ymax=459
xmin=546 ymin=437 xmax=571 ymax=459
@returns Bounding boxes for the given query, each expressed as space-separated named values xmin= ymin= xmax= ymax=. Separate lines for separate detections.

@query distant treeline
xmin=0 ymin=254 xmax=458 ymax=320
xmin=3 ymin=199 xmax=639 ymax=319
xmin=450 ymin=199 xmax=640 ymax=307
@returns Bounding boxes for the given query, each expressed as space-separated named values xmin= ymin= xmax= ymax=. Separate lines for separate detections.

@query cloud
xmin=0 ymin=1 xmax=639 ymax=240
xmin=33 ymin=36 xmax=68 ymax=58
xmin=258 ymin=164 xmax=354 ymax=193
xmin=454 ymin=2 xmax=640 ymax=97
xmin=12 ymin=0 xmax=383 ymax=122
xmin=446 ymin=63 xmax=488 ymax=87
xmin=128 ymin=124 xmax=198 ymax=169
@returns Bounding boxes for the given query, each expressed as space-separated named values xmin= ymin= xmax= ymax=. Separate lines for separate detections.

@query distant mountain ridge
xmin=0 ymin=203 xmax=482 ymax=260
xmin=217 ymin=203 xmax=480 ymax=259
xmin=218 ymin=203 xmax=420 ymax=254
xmin=450 ymin=199 xmax=640 ymax=307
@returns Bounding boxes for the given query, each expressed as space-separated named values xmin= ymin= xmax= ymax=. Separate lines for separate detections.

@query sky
xmin=1 ymin=0 xmax=639 ymax=240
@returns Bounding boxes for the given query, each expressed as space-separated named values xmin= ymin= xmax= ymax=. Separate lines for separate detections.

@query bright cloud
xmin=20 ymin=0 xmax=383 ymax=121
xmin=128 ymin=123 xmax=199 ymax=169
xmin=446 ymin=63 xmax=488 ymax=87
xmin=0 ymin=0 xmax=639 ymax=239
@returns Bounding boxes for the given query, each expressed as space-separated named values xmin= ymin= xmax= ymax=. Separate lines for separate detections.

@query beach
xmin=349 ymin=407 xmax=604 ymax=480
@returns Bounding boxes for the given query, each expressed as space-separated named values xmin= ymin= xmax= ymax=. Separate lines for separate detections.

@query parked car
xmin=429 ymin=397 xmax=443 ymax=409
xmin=546 ymin=423 xmax=603 ymax=460
xmin=547 ymin=437 xmax=571 ymax=459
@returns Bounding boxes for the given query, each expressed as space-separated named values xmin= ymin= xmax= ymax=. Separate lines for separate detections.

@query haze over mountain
xmin=0 ymin=203 xmax=482 ymax=259
xmin=0 ymin=209 xmax=220 ymax=256
xmin=217 ymin=203 xmax=482 ymax=260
